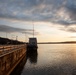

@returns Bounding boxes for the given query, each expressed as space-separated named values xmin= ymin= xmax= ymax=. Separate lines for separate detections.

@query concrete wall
xmin=0 ymin=45 xmax=27 ymax=75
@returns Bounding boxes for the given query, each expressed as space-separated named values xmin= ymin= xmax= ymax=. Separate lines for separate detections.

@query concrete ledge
xmin=0 ymin=45 xmax=27 ymax=75
xmin=6 ymin=53 xmax=26 ymax=75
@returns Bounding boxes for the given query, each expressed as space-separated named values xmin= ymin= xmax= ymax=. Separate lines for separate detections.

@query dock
xmin=0 ymin=44 xmax=27 ymax=75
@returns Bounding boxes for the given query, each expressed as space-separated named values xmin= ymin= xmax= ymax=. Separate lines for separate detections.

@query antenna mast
xmin=33 ymin=21 xmax=34 ymax=38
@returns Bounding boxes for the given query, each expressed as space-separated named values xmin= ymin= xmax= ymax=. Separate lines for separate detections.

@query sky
xmin=0 ymin=0 xmax=76 ymax=42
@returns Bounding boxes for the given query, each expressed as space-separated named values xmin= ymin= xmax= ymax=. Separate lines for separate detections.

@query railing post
xmin=10 ymin=45 xmax=11 ymax=50
xmin=3 ymin=46 xmax=4 ymax=52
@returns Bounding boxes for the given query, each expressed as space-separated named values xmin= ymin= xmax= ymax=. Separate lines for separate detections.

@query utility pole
xmin=16 ymin=36 xmax=18 ymax=41
xmin=24 ymin=32 xmax=26 ymax=43
xmin=22 ymin=32 xmax=26 ymax=43
xmin=6 ymin=32 xmax=7 ymax=38
xmin=16 ymin=36 xmax=18 ymax=45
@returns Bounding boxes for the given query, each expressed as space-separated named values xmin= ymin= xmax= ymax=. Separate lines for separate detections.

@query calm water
xmin=11 ymin=44 xmax=76 ymax=75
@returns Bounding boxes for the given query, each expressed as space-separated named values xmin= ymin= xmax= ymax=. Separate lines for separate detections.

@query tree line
xmin=0 ymin=37 xmax=25 ymax=45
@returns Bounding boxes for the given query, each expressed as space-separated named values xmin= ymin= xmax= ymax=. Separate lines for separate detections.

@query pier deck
xmin=0 ymin=44 xmax=27 ymax=75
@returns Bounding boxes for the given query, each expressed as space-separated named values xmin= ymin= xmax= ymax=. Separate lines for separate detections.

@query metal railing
xmin=0 ymin=44 xmax=26 ymax=56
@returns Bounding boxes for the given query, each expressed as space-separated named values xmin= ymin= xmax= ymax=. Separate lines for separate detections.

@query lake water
xmin=11 ymin=44 xmax=76 ymax=75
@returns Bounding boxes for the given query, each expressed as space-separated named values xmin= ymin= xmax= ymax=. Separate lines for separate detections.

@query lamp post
xmin=22 ymin=32 xmax=27 ymax=43
xmin=6 ymin=32 xmax=7 ymax=38
xmin=11 ymin=35 xmax=15 ymax=45
xmin=16 ymin=36 xmax=18 ymax=41
xmin=16 ymin=36 xmax=18 ymax=45
xmin=24 ymin=32 xmax=26 ymax=43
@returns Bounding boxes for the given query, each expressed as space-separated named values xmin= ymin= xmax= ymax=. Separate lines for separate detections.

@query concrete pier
xmin=0 ymin=44 xmax=27 ymax=75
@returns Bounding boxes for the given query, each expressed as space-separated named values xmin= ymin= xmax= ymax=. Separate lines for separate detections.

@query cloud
xmin=0 ymin=25 xmax=32 ymax=33
xmin=69 ymin=36 xmax=76 ymax=38
xmin=22 ymin=31 xmax=39 ymax=35
xmin=0 ymin=25 xmax=40 ymax=36
xmin=59 ymin=25 xmax=76 ymax=33
xmin=0 ymin=0 xmax=76 ymax=26
xmin=66 ymin=0 xmax=76 ymax=21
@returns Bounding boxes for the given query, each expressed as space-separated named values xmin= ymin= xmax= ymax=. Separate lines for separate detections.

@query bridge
xmin=0 ymin=44 xmax=27 ymax=75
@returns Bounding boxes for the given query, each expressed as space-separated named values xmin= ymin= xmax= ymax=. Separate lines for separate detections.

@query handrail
xmin=0 ymin=44 xmax=26 ymax=57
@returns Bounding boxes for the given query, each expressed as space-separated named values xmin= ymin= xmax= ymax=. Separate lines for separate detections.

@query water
xmin=11 ymin=44 xmax=76 ymax=75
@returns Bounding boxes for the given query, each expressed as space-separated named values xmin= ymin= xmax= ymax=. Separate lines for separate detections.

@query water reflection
xmin=11 ymin=44 xmax=76 ymax=75
xmin=10 ymin=48 xmax=38 ymax=75
xmin=27 ymin=48 xmax=38 ymax=64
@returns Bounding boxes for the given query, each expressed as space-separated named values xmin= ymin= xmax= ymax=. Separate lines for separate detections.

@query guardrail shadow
xmin=10 ymin=55 xmax=27 ymax=75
